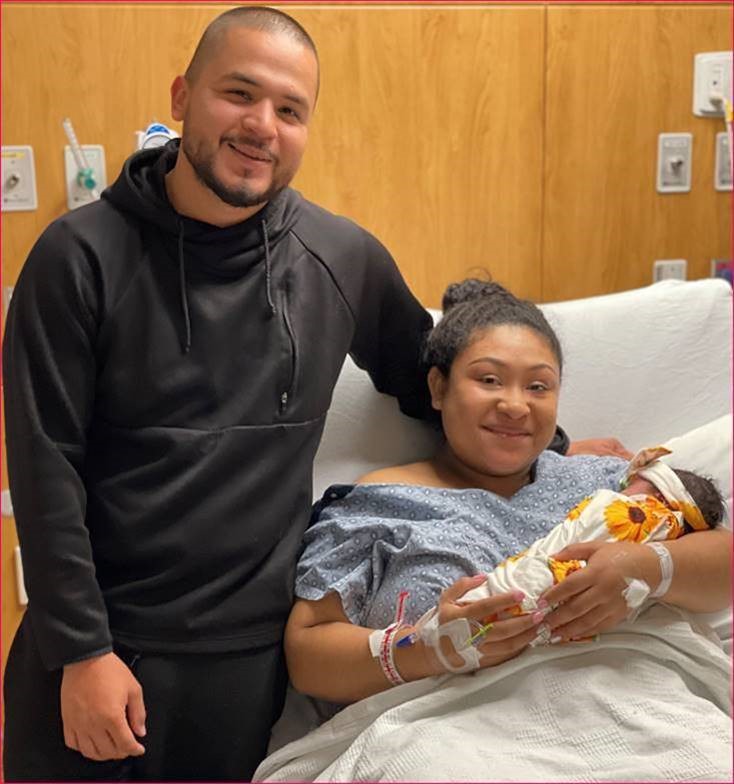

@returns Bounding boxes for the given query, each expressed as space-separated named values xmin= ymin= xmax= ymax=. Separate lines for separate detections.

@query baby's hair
xmin=673 ymin=468 xmax=726 ymax=529
xmin=423 ymin=278 xmax=563 ymax=376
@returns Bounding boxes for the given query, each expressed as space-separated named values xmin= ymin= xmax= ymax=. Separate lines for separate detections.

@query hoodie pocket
xmin=279 ymin=299 xmax=298 ymax=415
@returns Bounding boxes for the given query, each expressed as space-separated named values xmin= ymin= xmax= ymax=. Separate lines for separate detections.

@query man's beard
xmin=182 ymin=136 xmax=287 ymax=208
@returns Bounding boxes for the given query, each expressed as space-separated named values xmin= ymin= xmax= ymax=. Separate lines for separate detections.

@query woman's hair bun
xmin=441 ymin=279 xmax=514 ymax=312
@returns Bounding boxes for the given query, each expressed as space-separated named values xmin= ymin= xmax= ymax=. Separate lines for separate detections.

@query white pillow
xmin=661 ymin=413 xmax=732 ymax=646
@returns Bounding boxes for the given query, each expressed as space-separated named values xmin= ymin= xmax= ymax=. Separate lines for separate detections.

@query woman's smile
xmin=483 ymin=425 xmax=531 ymax=438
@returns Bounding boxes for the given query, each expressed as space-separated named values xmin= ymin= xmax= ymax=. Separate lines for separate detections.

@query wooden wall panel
xmin=544 ymin=4 xmax=732 ymax=300
xmin=291 ymin=6 xmax=546 ymax=304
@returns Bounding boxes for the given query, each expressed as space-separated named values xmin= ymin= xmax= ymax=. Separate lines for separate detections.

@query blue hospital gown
xmin=296 ymin=452 xmax=626 ymax=630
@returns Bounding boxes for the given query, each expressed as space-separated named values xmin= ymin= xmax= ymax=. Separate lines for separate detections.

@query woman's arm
xmin=285 ymin=592 xmax=433 ymax=704
xmin=286 ymin=579 xmax=545 ymax=704
xmin=658 ymin=527 xmax=732 ymax=611
xmin=540 ymin=527 xmax=733 ymax=641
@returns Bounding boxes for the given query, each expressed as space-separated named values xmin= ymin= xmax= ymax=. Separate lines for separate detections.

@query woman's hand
xmin=540 ymin=541 xmax=657 ymax=640
xmin=432 ymin=576 xmax=545 ymax=671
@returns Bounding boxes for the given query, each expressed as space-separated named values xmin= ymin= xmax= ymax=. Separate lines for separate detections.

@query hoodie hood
xmin=103 ymin=139 xmax=302 ymax=351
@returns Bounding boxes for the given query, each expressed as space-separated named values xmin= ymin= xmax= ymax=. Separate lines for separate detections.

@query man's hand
xmin=61 ymin=652 xmax=147 ymax=761
xmin=566 ymin=438 xmax=632 ymax=459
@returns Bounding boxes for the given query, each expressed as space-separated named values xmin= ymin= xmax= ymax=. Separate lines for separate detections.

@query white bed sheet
xmin=257 ymin=606 xmax=731 ymax=782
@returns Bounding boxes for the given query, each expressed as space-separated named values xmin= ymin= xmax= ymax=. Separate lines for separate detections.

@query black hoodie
xmin=3 ymin=142 xmax=435 ymax=669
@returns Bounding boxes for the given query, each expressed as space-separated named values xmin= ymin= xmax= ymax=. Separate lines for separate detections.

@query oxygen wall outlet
xmin=64 ymin=144 xmax=106 ymax=210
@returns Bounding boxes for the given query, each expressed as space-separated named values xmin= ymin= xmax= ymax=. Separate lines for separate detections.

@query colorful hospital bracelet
xmin=367 ymin=591 xmax=410 ymax=686
xmin=646 ymin=542 xmax=673 ymax=598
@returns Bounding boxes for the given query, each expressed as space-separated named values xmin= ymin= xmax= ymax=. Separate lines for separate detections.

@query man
xmin=2 ymin=6 xmax=624 ymax=781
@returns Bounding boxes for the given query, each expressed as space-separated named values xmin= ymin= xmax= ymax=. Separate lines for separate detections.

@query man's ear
xmin=427 ymin=366 xmax=446 ymax=411
xmin=171 ymin=75 xmax=189 ymax=122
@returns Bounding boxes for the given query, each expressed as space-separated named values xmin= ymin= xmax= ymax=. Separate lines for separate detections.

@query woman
xmin=284 ymin=280 xmax=732 ymax=704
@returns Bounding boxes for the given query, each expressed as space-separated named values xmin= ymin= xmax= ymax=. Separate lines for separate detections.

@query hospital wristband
xmin=367 ymin=590 xmax=410 ymax=687
xmin=646 ymin=542 xmax=673 ymax=598
xmin=368 ymin=624 xmax=405 ymax=687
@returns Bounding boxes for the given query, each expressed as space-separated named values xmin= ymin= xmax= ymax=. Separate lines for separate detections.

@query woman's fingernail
xmin=471 ymin=574 xmax=486 ymax=583
xmin=512 ymin=590 xmax=525 ymax=602
xmin=532 ymin=611 xmax=545 ymax=624
xmin=550 ymin=635 xmax=563 ymax=644
xmin=536 ymin=598 xmax=548 ymax=609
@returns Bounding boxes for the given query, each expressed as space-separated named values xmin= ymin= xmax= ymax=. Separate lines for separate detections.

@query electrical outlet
xmin=657 ymin=134 xmax=692 ymax=193
xmin=714 ymin=132 xmax=732 ymax=191
xmin=1 ymin=145 xmax=38 ymax=211
xmin=64 ymin=144 xmax=106 ymax=210
xmin=653 ymin=259 xmax=687 ymax=282
xmin=693 ymin=51 xmax=733 ymax=117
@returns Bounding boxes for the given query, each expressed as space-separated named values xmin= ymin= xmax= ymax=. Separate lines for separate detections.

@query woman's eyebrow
xmin=467 ymin=357 xmax=557 ymax=374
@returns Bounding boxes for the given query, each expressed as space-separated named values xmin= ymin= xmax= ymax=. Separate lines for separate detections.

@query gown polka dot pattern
xmin=296 ymin=452 xmax=626 ymax=629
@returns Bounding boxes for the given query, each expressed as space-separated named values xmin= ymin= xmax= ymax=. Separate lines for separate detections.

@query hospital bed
xmin=259 ymin=278 xmax=732 ymax=782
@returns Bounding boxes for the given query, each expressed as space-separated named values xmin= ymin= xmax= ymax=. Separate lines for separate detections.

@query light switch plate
xmin=714 ymin=132 xmax=732 ymax=191
xmin=1 ymin=145 xmax=38 ymax=211
xmin=64 ymin=144 xmax=106 ymax=210
xmin=653 ymin=259 xmax=687 ymax=282
xmin=657 ymin=133 xmax=692 ymax=193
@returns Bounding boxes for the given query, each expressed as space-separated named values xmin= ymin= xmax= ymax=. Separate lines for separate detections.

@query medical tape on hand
xmin=609 ymin=548 xmax=652 ymax=620
xmin=622 ymin=577 xmax=651 ymax=621
xmin=413 ymin=608 xmax=481 ymax=674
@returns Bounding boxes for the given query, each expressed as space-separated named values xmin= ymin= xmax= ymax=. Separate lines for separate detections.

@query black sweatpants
xmin=3 ymin=616 xmax=287 ymax=781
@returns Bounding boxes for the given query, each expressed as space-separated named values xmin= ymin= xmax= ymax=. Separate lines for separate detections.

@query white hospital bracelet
xmin=646 ymin=542 xmax=673 ymax=598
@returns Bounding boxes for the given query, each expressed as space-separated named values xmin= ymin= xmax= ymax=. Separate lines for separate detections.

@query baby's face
xmin=623 ymin=476 xmax=665 ymax=502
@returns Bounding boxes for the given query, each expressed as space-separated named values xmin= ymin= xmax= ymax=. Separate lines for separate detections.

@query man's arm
xmin=346 ymin=243 xmax=573 ymax=453
xmin=566 ymin=438 xmax=632 ymax=459
xmin=4 ymin=220 xmax=145 ymax=760
xmin=4 ymin=221 xmax=112 ymax=668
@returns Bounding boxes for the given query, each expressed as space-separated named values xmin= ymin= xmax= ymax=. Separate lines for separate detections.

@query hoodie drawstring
xmin=177 ymin=219 xmax=192 ymax=354
xmin=175 ymin=217 xmax=275 ymax=353
xmin=261 ymin=219 xmax=276 ymax=317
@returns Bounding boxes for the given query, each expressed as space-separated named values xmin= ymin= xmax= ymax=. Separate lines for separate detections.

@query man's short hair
xmin=184 ymin=6 xmax=319 ymax=87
